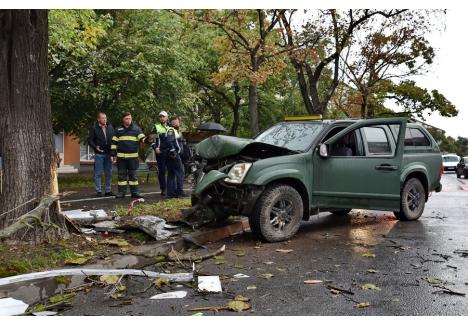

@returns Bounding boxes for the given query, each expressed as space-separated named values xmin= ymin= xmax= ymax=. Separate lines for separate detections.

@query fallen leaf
xmin=354 ymin=302 xmax=370 ymax=308
xmin=304 ymin=280 xmax=323 ymax=285
xmin=227 ymin=300 xmax=251 ymax=312
xmin=111 ymin=293 xmax=125 ymax=299
xmin=276 ymin=268 xmax=286 ymax=272
xmin=154 ymin=278 xmax=170 ymax=288
xmin=426 ymin=277 xmax=445 ymax=285
xmin=260 ymin=273 xmax=274 ymax=279
xmin=48 ymin=292 xmax=76 ymax=304
xmin=234 ymin=264 xmax=245 ymax=269
xmin=116 ymin=285 xmax=127 ymax=292
xmin=275 ymin=249 xmax=293 ymax=253
xmin=366 ymin=269 xmax=379 ymax=274
xmin=236 ymin=251 xmax=246 ymax=257
xmin=330 ymin=289 xmax=341 ymax=295
xmin=361 ymin=283 xmax=381 ymax=291
xmin=64 ymin=256 xmax=90 ymax=265
xmin=99 ymin=275 xmax=120 ymax=285
xmin=234 ymin=295 xmax=250 ymax=302
xmin=362 ymin=252 xmax=376 ymax=258
xmin=99 ymin=238 xmax=130 ymax=247
xmin=247 ymin=285 xmax=257 ymax=290
xmin=263 ymin=261 xmax=274 ymax=265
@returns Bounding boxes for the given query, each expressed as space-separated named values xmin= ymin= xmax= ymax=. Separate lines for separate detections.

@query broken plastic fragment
xmin=0 ymin=298 xmax=29 ymax=316
xmin=150 ymin=291 xmax=187 ymax=299
xmin=198 ymin=276 xmax=222 ymax=293
xmin=233 ymin=273 xmax=250 ymax=279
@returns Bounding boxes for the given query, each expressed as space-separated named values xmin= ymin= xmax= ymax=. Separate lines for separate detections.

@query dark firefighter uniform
xmin=165 ymin=128 xmax=183 ymax=198
xmin=111 ymin=123 xmax=146 ymax=198
xmin=151 ymin=121 xmax=170 ymax=194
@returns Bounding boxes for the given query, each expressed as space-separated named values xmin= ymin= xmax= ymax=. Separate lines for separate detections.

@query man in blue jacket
xmin=87 ymin=112 xmax=114 ymax=197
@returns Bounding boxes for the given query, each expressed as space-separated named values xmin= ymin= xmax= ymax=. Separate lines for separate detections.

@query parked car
xmin=442 ymin=154 xmax=460 ymax=172
xmin=456 ymin=157 xmax=468 ymax=178
xmin=190 ymin=117 xmax=443 ymax=242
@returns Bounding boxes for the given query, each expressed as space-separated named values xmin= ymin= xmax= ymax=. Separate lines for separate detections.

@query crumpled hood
xmin=195 ymin=134 xmax=296 ymax=160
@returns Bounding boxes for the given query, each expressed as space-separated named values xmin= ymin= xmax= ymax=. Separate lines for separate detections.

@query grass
xmin=0 ymin=243 xmax=77 ymax=277
xmin=115 ymin=197 xmax=191 ymax=221
xmin=58 ymin=173 xmax=158 ymax=190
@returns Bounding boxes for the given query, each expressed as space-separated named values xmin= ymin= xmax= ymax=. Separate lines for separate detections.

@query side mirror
xmin=318 ymin=143 xmax=329 ymax=158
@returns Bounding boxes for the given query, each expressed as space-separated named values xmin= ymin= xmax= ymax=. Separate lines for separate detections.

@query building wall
xmin=63 ymin=134 xmax=81 ymax=165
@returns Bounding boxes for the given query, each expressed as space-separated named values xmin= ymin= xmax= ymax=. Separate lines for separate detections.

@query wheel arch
xmin=402 ymin=170 xmax=429 ymax=201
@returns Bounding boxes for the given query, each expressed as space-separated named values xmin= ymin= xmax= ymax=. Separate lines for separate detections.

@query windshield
xmin=254 ymin=122 xmax=324 ymax=152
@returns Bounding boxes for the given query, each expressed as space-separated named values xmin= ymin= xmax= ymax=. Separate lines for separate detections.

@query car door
xmin=312 ymin=118 xmax=407 ymax=211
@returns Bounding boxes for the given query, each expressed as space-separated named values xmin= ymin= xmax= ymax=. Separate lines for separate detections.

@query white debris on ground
xmin=198 ymin=276 xmax=222 ymax=293
xmin=0 ymin=297 xmax=29 ymax=316
xmin=150 ymin=291 xmax=188 ymax=299
xmin=132 ymin=215 xmax=178 ymax=240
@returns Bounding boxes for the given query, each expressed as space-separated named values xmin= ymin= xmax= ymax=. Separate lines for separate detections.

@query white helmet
xmin=159 ymin=111 xmax=168 ymax=117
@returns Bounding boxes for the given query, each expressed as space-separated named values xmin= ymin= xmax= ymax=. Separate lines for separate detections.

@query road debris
xmin=0 ymin=268 xmax=193 ymax=286
xmin=275 ymin=249 xmax=293 ymax=253
xmin=362 ymin=252 xmax=376 ymax=258
xmin=361 ymin=283 xmax=381 ymax=291
xmin=127 ymin=198 xmax=145 ymax=215
xmin=0 ymin=297 xmax=29 ymax=316
xmin=168 ymin=245 xmax=226 ymax=262
xmin=150 ymin=291 xmax=188 ymax=299
xmin=354 ymin=302 xmax=370 ymax=308
xmin=130 ymin=215 xmax=178 ymax=241
xmin=326 ymin=285 xmax=354 ymax=295
xmin=198 ymin=276 xmax=222 ymax=293
xmin=32 ymin=311 xmax=58 ymax=316
xmin=304 ymin=280 xmax=323 ymax=285
xmin=99 ymin=238 xmax=131 ymax=247
xmin=453 ymin=249 xmax=468 ymax=258
xmin=431 ymin=285 xmax=466 ymax=296
xmin=62 ymin=209 xmax=113 ymax=225
xmin=233 ymin=273 xmax=250 ymax=279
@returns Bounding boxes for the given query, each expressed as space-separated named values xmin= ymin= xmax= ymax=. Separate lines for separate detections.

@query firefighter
xmin=111 ymin=112 xmax=146 ymax=199
xmin=150 ymin=111 xmax=170 ymax=196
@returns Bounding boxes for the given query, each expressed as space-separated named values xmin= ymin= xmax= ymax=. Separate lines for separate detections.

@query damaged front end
xmin=187 ymin=135 xmax=298 ymax=223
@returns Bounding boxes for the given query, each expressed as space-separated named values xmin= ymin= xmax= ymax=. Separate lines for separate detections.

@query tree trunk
xmin=0 ymin=10 xmax=64 ymax=241
xmin=360 ymin=94 xmax=368 ymax=119
xmin=230 ymin=83 xmax=241 ymax=136
xmin=248 ymin=55 xmax=259 ymax=135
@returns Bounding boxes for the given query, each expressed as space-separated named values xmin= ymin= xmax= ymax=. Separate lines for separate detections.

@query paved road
xmin=64 ymin=173 xmax=468 ymax=315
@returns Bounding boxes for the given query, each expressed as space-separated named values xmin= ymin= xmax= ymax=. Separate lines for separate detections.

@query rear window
xmin=443 ymin=156 xmax=459 ymax=162
xmin=391 ymin=126 xmax=431 ymax=147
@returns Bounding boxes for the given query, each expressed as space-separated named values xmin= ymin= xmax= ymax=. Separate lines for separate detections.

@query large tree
xmin=0 ymin=10 xmax=67 ymax=241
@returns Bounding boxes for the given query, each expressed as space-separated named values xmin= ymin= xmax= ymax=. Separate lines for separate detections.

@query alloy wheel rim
xmin=270 ymin=199 xmax=293 ymax=230
xmin=407 ymin=186 xmax=422 ymax=211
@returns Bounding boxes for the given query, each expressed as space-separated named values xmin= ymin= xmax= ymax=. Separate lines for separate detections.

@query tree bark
xmin=248 ymin=55 xmax=259 ymax=134
xmin=0 ymin=10 xmax=62 ymax=240
xmin=230 ymin=83 xmax=241 ymax=136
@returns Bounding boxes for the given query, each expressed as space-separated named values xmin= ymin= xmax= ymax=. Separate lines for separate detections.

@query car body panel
xmin=193 ymin=170 xmax=227 ymax=196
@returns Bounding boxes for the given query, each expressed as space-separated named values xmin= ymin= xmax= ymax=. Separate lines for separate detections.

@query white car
xmin=442 ymin=154 xmax=460 ymax=171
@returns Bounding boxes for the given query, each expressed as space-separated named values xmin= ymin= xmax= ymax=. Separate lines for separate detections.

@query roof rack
xmin=284 ymin=115 xmax=322 ymax=121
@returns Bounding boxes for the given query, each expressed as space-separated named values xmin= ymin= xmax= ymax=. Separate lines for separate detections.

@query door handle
xmin=375 ymin=164 xmax=398 ymax=171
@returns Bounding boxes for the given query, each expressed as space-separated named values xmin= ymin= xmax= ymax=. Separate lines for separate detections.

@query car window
xmin=362 ymin=126 xmax=392 ymax=155
xmin=254 ymin=122 xmax=323 ymax=152
xmin=443 ymin=156 xmax=459 ymax=162
xmin=409 ymin=128 xmax=430 ymax=146
xmin=329 ymin=130 xmax=363 ymax=157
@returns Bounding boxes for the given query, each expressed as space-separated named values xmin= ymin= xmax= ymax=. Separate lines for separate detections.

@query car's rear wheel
xmin=249 ymin=184 xmax=303 ymax=242
xmin=329 ymin=209 xmax=352 ymax=215
xmin=394 ymin=178 xmax=426 ymax=221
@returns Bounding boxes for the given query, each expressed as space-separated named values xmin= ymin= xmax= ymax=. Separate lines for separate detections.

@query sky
xmin=413 ymin=9 xmax=468 ymax=139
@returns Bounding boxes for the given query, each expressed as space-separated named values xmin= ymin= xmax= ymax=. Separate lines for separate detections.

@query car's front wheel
xmin=249 ymin=184 xmax=303 ymax=242
xmin=394 ymin=178 xmax=426 ymax=221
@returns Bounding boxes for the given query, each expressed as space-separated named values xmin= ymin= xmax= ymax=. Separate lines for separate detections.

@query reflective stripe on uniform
xmin=174 ymin=129 xmax=181 ymax=139
xmin=117 ymin=152 xmax=139 ymax=158
xmin=118 ymin=181 xmax=128 ymax=186
xmin=128 ymin=180 xmax=139 ymax=186
xmin=118 ymin=136 xmax=139 ymax=141
xmin=137 ymin=133 xmax=145 ymax=141
xmin=112 ymin=136 xmax=119 ymax=141
xmin=111 ymin=145 xmax=117 ymax=149
xmin=154 ymin=123 xmax=168 ymax=135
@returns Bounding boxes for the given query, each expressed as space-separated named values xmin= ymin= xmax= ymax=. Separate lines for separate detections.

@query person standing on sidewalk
xmin=111 ymin=112 xmax=147 ymax=199
xmin=87 ymin=112 xmax=114 ymax=197
xmin=150 ymin=111 xmax=170 ymax=196
xmin=169 ymin=116 xmax=188 ymax=197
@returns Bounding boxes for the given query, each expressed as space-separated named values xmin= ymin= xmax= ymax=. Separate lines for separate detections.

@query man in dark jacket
xmin=111 ymin=112 xmax=147 ymax=199
xmin=88 ymin=112 xmax=114 ymax=197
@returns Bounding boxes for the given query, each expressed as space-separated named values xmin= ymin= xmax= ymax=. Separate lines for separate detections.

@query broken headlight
xmin=225 ymin=162 xmax=252 ymax=184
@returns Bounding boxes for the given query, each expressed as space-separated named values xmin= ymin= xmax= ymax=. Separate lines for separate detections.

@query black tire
xmin=394 ymin=178 xmax=426 ymax=221
xmin=249 ymin=184 xmax=303 ymax=242
xmin=329 ymin=209 xmax=352 ymax=215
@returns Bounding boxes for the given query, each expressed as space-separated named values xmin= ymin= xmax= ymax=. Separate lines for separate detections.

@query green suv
xmin=191 ymin=118 xmax=443 ymax=242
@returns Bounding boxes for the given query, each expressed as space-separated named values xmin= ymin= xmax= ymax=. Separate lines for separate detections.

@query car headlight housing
xmin=225 ymin=163 xmax=252 ymax=184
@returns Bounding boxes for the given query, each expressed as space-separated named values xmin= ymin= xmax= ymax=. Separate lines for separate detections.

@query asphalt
xmin=59 ymin=173 xmax=468 ymax=315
